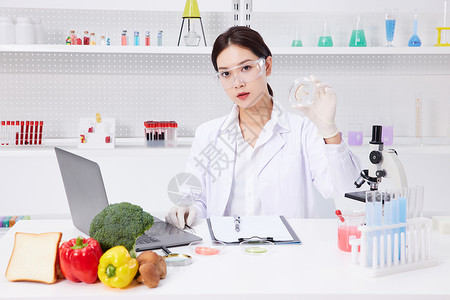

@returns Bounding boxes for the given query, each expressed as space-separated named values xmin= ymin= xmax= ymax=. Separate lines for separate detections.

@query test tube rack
xmin=349 ymin=217 xmax=438 ymax=277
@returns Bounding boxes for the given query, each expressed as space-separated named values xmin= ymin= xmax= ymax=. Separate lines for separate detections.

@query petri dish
xmin=161 ymin=246 xmax=192 ymax=266
xmin=289 ymin=78 xmax=315 ymax=107
xmin=189 ymin=240 xmax=226 ymax=256
xmin=239 ymin=239 xmax=275 ymax=256
xmin=163 ymin=253 xmax=193 ymax=266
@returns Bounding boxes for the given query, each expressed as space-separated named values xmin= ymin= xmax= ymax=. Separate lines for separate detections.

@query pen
xmin=234 ymin=216 xmax=240 ymax=232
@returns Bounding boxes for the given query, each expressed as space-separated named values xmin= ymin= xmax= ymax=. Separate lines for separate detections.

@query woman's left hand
xmin=292 ymin=76 xmax=339 ymax=139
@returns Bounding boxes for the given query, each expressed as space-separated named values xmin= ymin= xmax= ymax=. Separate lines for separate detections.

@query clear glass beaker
xmin=337 ymin=210 xmax=365 ymax=252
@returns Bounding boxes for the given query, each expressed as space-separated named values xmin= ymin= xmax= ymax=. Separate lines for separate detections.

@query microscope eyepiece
xmin=370 ymin=125 xmax=383 ymax=145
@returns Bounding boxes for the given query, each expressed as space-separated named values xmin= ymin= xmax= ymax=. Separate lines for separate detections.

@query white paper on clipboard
xmin=208 ymin=216 xmax=295 ymax=243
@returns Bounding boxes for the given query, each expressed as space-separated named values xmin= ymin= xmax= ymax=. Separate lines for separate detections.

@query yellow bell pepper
xmin=98 ymin=245 xmax=138 ymax=288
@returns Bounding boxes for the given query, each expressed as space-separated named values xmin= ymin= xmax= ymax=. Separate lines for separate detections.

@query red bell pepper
xmin=59 ymin=236 xmax=103 ymax=283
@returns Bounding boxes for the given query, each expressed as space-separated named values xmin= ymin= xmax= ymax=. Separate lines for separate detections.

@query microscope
xmin=345 ymin=125 xmax=408 ymax=202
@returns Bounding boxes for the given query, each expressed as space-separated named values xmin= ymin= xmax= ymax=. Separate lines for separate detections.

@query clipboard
xmin=206 ymin=215 xmax=301 ymax=245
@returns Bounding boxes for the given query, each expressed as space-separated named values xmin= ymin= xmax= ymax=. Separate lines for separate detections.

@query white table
xmin=1 ymin=218 xmax=449 ymax=300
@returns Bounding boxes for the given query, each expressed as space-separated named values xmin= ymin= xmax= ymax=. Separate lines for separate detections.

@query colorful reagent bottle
xmin=134 ymin=31 xmax=139 ymax=46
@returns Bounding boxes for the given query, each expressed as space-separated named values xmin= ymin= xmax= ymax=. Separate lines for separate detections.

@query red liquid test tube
xmin=29 ymin=121 xmax=34 ymax=146
xmin=24 ymin=121 xmax=29 ymax=145
xmin=39 ymin=121 xmax=43 ymax=145
xmin=34 ymin=120 xmax=38 ymax=145
xmin=20 ymin=121 xmax=24 ymax=145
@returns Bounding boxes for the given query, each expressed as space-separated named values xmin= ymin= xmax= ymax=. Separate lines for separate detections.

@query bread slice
xmin=5 ymin=232 xmax=62 ymax=284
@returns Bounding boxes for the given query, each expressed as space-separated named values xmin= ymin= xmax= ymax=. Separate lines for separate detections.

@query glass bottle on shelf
xmin=83 ymin=31 xmax=90 ymax=45
xmin=349 ymin=15 xmax=367 ymax=47
xmin=291 ymin=25 xmax=303 ymax=47
xmin=184 ymin=21 xmax=200 ymax=47
xmin=89 ymin=32 xmax=96 ymax=45
xmin=121 ymin=30 xmax=128 ymax=46
xmin=70 ymin=30 xmax=76 ymax=45
xmin=145 ymin=31 xmax=150 ymax=46
xmin=157 ymin=30 xmax=163 ymax=46
xmin=318 ymin=21 xmax=333 ymax=47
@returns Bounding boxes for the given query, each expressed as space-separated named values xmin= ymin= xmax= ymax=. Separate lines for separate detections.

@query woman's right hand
xmin=165 ymin=205 xmax=198 ymax=229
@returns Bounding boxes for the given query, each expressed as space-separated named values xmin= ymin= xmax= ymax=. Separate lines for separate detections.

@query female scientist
xmin=166 ymin=26 xmax=360 ymax=229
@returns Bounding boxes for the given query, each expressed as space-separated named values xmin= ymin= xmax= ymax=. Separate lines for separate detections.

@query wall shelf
xmin=1 ymin=45 xmax=450 ymax=55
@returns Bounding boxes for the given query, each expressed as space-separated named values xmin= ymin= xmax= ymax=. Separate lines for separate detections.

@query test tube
xmin=34 ymin=120 xmax=38 ymax=145
xmin=391 ymin=191 xmax=399 ymax=263
xmin=1 ymin=120 xmax=5 ymax=146
xmin=365 ymin=192 xmax=375 ymax=267
xmin=399 ymin=189 xmax=407 ymax=262
xmin=383 ymin=192 xmax=392 ymax=265
xmin=14 ymin=121 xmax=19 ymax=145
xmin=374 ymin=191 xmax=382 ymax=266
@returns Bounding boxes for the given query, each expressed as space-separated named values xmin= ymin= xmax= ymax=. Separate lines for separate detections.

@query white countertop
xmin=1 ymin=218 xmax=450 ymax=299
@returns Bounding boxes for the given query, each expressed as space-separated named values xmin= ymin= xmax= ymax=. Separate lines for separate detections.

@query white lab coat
xmin=186 ymin=101 xmax=361 ymax=218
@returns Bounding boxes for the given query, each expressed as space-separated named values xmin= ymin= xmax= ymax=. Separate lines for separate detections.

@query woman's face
xmin=216 ymin=44 xmax=272 ymax=109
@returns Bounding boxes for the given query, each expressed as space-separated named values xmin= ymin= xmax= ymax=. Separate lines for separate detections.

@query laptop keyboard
xmin=136 ymin=234 xmax=160 ymax=244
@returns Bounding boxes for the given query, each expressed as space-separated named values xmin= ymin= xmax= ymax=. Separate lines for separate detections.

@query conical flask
xmin=349 ymin=15 xmax=367 ymax=47
xmin=318 ymin=21 xmax=333 ymax=47
xmin=291 ymin=25 xmax=303 ymax=47
xmin=408 ymin=14 xmax=422 ymax=47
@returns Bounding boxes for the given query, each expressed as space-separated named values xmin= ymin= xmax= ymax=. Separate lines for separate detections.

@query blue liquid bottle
xmin=408 ymin=14 xmax=422 ymax=47
xmin=134 ymin=31 xmax=140 ymax=46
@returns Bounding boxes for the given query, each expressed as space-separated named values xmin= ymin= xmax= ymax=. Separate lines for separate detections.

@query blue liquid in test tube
xmin=383 ymin=193 xmax=392 ymax=264
xmin=391 ymin=193 xmax=399 ymax=262
xmin=374 ymin=192 xmax=382 ymax=266
xmin=399 ymin=193 xmax=407 ymax=260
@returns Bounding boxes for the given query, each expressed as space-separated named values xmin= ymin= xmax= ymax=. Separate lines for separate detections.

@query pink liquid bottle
xmin=121 ymin=30 xmax=128 ymax=46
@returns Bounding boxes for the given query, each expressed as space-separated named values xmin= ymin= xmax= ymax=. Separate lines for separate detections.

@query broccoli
xmin=89 ymin=202 xmax=154 ymax=258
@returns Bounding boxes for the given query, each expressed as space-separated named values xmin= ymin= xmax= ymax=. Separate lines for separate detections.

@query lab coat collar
xmin=217 ymin=99 xmax=291 ymax=136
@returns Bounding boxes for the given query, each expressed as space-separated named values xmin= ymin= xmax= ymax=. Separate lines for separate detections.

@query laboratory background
xmin=1 ymin=0 xmax=450 ymax=223
xmin=1 ymin=0 xmax=450 ymax=298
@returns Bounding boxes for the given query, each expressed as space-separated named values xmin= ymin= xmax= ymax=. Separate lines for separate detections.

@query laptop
xmin=54 ymin=147 xmax=202 ymax=251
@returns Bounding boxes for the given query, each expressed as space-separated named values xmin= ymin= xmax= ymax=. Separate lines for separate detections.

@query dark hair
xmin=211 ymin=26 xmax=273 ymax=97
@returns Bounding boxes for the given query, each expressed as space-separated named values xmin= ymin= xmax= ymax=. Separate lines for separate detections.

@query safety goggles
xmin=215 ymin=57 xmax=266 ymax=90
